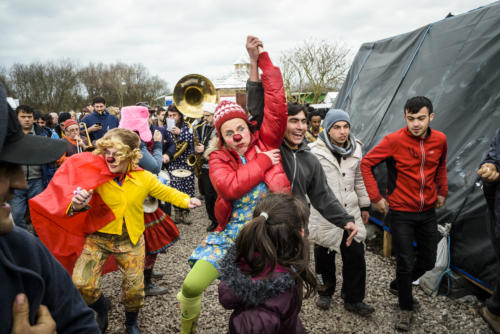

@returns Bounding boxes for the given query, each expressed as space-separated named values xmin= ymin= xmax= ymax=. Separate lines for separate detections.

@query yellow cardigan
xmin=96 ymin=170 xmax=190 ymax=244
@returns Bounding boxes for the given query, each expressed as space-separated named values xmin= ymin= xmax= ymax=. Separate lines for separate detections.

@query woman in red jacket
xmin=176 ymin=36 xmax=290 ymax=333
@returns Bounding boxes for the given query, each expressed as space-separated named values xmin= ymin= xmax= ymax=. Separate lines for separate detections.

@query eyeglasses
xmin=66 ymin=128 xmax=80 ymax=133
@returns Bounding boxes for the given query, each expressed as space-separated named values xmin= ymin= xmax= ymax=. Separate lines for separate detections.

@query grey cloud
xmin=0 ymin=0 xmax=488 ymax=87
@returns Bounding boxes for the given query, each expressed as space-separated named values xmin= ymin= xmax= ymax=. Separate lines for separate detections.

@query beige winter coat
xmin=308 ymin=137 xmax=370 ymax=252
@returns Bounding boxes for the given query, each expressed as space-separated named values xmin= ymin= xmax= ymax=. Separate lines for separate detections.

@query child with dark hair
xmin=218 ymin=193 xmax=316 ymax=334
xmin=176 ymin=36 xmax=290 ymax=334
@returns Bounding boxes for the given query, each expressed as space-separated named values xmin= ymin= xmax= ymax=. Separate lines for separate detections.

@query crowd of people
xmin=1 ymin=35 xmax=499 ymax=334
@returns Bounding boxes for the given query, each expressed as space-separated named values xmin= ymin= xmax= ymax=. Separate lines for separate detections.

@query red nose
xmin=233 ymin=134 xmax=242 ymax=142
xmin=106 ymin=157 xmax=116 ymax=163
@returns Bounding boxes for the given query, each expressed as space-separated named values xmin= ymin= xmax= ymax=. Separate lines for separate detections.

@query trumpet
xmin=79 ymin=122 xmax=93 ymax=151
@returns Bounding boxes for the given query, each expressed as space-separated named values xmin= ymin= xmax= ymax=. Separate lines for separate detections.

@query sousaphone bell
xmin=173 ymin=74 xmax=216 ymax=119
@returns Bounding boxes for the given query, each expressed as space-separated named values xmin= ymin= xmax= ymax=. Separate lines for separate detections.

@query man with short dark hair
xmin=245 ymin=35 xmax=358 ymax=248
xmin=9 ymin=105 xmax=57 ymax=230
xmin=82 ymin=96 xmax=119 ymax=142
xmin=0 ymin=85 xmax=99 ymax=333
xmin=305 ymin=109 xmax=323 ymax=143
xmin=361 ymin=96 xmax=448 ymax=331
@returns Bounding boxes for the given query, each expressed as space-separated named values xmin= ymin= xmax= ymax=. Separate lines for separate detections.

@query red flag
xmin=30 ymin=152 xmax=117 ymax=274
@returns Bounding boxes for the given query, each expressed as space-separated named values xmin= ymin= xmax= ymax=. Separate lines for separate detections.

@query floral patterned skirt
xmin=188 ymin=182 xmax=268 ymax=270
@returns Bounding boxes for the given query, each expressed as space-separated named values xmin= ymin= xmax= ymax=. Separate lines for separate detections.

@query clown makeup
xmin=104 ymin=147 xmax=129 ymax=174
xmin=220 ymin=118 xmax=251 ymax=156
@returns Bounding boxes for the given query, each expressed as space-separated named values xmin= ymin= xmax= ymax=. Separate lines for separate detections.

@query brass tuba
xmin=173 ymin=74 xmax=216 ymax=119
xmin=173 ymin=74 xmax=216 ymax=177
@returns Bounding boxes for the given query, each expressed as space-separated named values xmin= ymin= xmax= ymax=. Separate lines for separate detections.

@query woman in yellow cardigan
xmin=70 ymin=128 xmax=201 ymax=334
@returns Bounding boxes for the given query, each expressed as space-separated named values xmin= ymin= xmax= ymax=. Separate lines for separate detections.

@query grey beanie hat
xmin=324 ymin=109 xmax=350 ymax=132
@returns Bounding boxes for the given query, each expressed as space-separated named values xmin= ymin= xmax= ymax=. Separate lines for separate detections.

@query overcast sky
xmin=0 ymin=0 xmax=491 ymax=89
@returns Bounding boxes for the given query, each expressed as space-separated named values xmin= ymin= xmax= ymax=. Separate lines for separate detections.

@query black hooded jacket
xmin=247 ymin=80 xmax=353 ymax=228
xmin=0 ymin=227 xmax=98 ymax=333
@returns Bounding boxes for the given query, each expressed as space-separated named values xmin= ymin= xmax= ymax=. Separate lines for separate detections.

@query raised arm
xmin=258 ymin=52 xmax=287 ymax=149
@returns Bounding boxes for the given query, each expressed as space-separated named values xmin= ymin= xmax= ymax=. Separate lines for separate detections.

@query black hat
xmin=0 ymin=85 xmax=66 ymax=165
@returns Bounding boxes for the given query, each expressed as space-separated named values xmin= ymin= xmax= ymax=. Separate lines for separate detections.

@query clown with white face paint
xmin=31 ymin=126 xmax=200 ymax=334
xmin=176 ymin=36 xmax=291 ymax=334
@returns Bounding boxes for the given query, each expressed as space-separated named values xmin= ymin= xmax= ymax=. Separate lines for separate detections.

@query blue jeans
xmin=9 ymin=178 xmax=44 ymax=230
xmin=390 ymin=209 xmax=438 ymax=310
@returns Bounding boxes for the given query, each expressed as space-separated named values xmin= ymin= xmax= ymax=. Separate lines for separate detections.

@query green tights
xmin=178 ymin=260 xmax=219 ymax=321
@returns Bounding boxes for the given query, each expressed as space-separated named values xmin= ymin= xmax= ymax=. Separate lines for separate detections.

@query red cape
xmin=30 ymin=152 xmax=118 ymax=275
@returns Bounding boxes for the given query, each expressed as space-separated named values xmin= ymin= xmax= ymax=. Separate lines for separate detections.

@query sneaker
xmin=395 ymin=310 xmax=413 ymax=331
xmin=145 ymin=283 xmax=168 ymax=296
xmin=316 ymin=296 xmax=332 ymax=310
xmin=344 ymin=302 xmax=375 ymax=316
xmin=479 ymin=306 xmax=500 ymax=333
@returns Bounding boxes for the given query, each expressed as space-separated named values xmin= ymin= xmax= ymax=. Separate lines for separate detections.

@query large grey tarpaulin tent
xmin=335 ymin=1 xmax=500 ymax=288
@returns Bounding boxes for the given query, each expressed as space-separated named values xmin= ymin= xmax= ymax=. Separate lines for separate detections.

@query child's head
xmin=235 ymin=193 xmax=316 ymax=298
xmin=94 ymin=128 xmax=142 ymax=173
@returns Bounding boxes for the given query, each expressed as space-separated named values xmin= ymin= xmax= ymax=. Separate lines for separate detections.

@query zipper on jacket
xmin=291 ymin=152 xmax=297 ymax=191
xmin=419 ymin=139 xmax=426 ymax=212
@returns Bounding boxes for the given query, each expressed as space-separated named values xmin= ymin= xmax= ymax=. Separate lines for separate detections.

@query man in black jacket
xmin=0 ymin=86 xmax=99 ymax=333
xmin=478 ymin=128 xmax=500 ymax=333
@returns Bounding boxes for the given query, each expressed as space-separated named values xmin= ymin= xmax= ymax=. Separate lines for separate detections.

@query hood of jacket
xmin=219 ymin=245 xmax=296 ymax=306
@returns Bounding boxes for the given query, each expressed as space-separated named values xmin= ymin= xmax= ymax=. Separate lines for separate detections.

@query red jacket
xmin=209 ymin=52 xmax=291 ymax=231
xmin=360 ymin=127 xmax=448 ymax=212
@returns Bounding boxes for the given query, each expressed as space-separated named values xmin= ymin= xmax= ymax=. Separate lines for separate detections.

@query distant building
xmin=213 ymin=53 xmax=250 ymax=109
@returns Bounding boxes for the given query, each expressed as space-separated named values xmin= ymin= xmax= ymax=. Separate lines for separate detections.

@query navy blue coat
xmin=0 ymin=227 xmax=99 ymax=333
xmin=82 ymin=110 xmax=119 ymax=141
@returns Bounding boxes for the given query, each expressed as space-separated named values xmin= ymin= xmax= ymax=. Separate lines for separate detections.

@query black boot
xmin=151 ymin=269 xmax=164 ymax=279
xmin=206 ymin=220 xmax=218 ymax=232
xmin=89 ymin=295 xmax=110 ymax=334
xmin=144 ymin=269 xmax=168 ymax=296
xmin=125 ymin=311 xmax=140 ymax=334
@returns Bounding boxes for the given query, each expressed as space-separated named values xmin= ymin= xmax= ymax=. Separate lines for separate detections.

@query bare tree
xmin=8 ymin=60 xmax=80 ymax=112
xmin=280 ymin=39 xmax=351 ymax=104
xmin=79 ymin=62 xmax=170 ymax=107
xmin=3 ymin=60 xmax=170 ymax=111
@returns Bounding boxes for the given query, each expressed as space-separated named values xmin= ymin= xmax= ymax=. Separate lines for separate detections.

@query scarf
xmin=319 ymin=131 xmax=357 ymax=157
